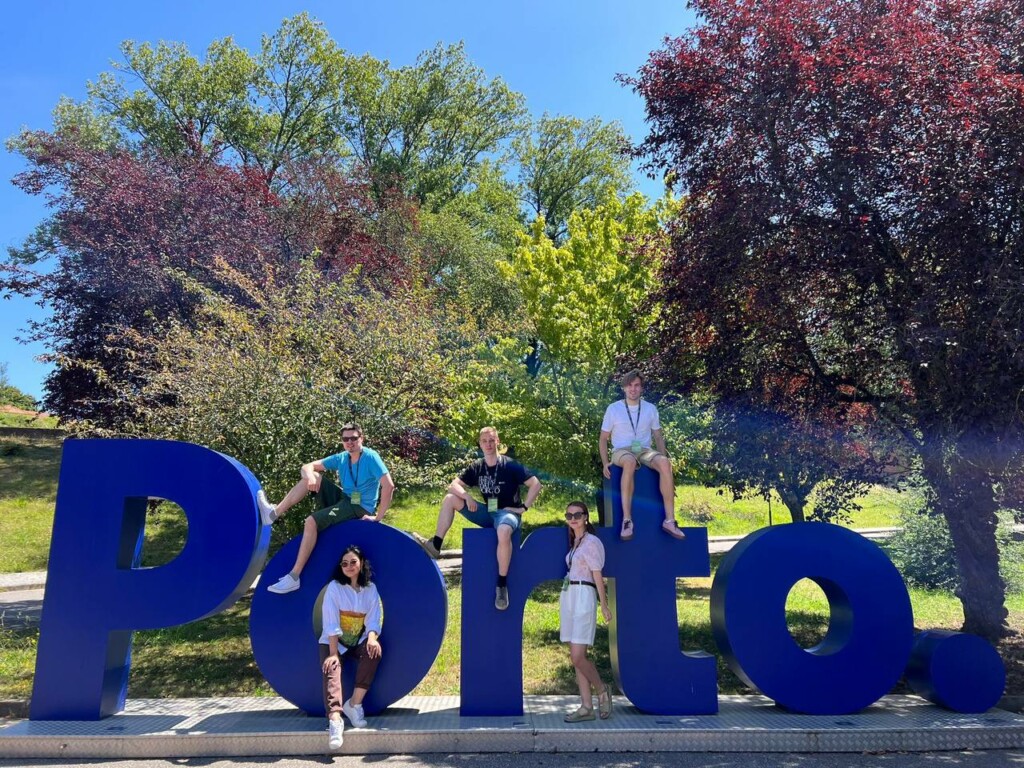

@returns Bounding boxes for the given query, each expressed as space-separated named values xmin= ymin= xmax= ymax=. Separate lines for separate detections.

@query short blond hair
xmin=479 ymin=426 xmax=498 ymax=440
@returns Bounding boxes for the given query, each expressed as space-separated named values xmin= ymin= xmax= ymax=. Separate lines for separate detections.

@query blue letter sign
xmin=30 ymin=440 xmax=1004 ymax=720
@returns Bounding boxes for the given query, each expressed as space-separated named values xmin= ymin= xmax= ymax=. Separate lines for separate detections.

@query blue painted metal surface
xmin=459 ymin=525 xmax=564 ymax=716
xmin=907 ymin=630 xmax=1006 ymax=713
xmin=250 ymin=521 xmax=447 ymax=716
xmin=711 ymin=523 xmax=914 ymax=715
xmin=602 ymin=465 xmax=716 ymax=715
xmin=30 ymin=439 xmax=269 ymax=720
xmin=30 ymin=439 xmax=1006 ymax=720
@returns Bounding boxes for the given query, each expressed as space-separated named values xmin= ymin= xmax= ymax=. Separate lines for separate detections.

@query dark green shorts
xmin=311 ymin=477 xmax=364 ymax=531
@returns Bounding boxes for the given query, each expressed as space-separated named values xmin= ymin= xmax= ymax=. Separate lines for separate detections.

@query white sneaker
xmin=328 ymin=717 xmax=344 ymax=749
xmin=256 ymin=490 xmax=277 ymax=526
xmin=342 ymin=698 xmax=367 ymax=728
xmin=267 ymin=573 xmax=300 ymax=594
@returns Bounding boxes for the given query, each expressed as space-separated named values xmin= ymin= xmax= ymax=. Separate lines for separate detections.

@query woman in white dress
xmin=559 ymin=501 xmax=613 ymax=722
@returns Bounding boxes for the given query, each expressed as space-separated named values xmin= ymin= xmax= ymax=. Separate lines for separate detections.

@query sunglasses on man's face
xmin=565 ymin=511 xmax=586 ymax=521
xmin=341 ymin=435 xmax=361 ymax=443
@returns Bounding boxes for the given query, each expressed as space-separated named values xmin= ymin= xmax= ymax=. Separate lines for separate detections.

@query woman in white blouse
xmin=320 ymin=544 xmax=383 ymax=749
xmin=560 ymin=501 xmax=613 ymax=722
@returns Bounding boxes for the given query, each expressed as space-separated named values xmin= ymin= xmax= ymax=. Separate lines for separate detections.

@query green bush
xmin=886 ymin=509 xmax=960 ymax=591
xmin=886 ymin=507 xmax=1024 ymax=594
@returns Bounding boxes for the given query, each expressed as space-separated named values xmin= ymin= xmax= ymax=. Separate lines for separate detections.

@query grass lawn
xmin=0 ymin=411 xmax=58 ymax=429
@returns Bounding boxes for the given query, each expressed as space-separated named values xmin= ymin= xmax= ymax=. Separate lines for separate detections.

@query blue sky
xmin=0 ymin=0 xmax=694 ymax=401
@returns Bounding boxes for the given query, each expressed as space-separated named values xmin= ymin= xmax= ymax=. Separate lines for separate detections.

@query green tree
xmin=85 ymin=13 xmax=347 ymax=182
xmin=514 ymin=114 xmax=633 ymax=243
xmin=447 ymin=194 xmax=671 ymax=480
xmin=0 ymin=363 xmax=37 ymax=410
xmin=109 ymin=258 xmax=461 ymax=539
xmin=338 ymin=42 xmax=527 ymax=209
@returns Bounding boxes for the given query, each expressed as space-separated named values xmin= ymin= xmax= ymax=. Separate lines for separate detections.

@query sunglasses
xmin=341 ymin=435 xmax=361 ymax=443
xmin=564 ymin=511 xmax=586 ymax=521
xmin=340 ymin=559 xmax=360 ymax=568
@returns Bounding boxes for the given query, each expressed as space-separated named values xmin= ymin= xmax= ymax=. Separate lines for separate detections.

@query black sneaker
xmin=495 ymin=585 xmax=509 ymax=610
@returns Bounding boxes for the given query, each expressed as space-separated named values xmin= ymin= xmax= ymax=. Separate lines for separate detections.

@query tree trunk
xmin=920 ymin=435 xmax=1008 ymax=640
xmin=775 ymin=485 xmax=807 ymax=523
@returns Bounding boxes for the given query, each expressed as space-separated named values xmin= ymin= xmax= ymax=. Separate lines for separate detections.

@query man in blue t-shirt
xmin=412 ymin=426 xmax=542 ymax=611
xmin=258 ymin=422 xmax=395 ymax=594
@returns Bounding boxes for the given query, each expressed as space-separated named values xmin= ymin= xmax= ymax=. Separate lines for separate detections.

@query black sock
xmin=432 ymin=536 xmax=443 ymax=551
xmin=497 ymin=575 xmax=508 ymax=588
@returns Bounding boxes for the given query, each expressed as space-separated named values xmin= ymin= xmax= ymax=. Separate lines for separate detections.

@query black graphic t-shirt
xmin=458 ymin=456 xmax=534 ymax=509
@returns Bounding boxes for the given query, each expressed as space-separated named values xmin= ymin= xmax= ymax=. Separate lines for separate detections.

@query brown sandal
xmin=598 ymin=683 xmax=613 ymax=719
xmin=564 ymin=705 xmax=596 ymax=723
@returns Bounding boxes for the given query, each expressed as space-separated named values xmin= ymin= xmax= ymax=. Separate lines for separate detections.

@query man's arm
xmin=372 ymin=473 xmax=396 ymax=521
xmin=599 ymin=431 xmax=612 ymax=479
xmin=302 ymin=459 xmax=330 ymax=490
xmin=448 ymin=477 xmax=478 ymax=511
xmin=520 ymin=475 xmax=541 ymax=511
xmin=652 ymin=428 xmax=670 ymax=457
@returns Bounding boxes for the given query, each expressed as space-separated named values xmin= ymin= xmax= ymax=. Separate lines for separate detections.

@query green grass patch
xmin=0 ymin=412 xmax=58 ymax=429
xmin=0 ymin=433 xmax=62 ymax=572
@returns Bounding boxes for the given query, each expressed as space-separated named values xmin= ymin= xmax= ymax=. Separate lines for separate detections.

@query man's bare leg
xmin=615 ymin=454 xmax=638 ymax=540
xmin=267 ymin=514 xmax=319 ymax=594
xmin=496 ymin=523 xmax=513 ymax=577
xmin=414 ymin=493 xmax=465 ymax=559
xmin=289 ymin=516 xmax=319 ymax=578
xmin=494 ymin=522 xmax=514 ymax=611
xmin=654 ymin=456 xmax=676 ymax=521
xmin=259 ymin=474 xmax=321 ymax=524
xmin=435 ymin=493 xmax=464 ymax=539
xmin=654 ymin=456 xmax=685 ymax=540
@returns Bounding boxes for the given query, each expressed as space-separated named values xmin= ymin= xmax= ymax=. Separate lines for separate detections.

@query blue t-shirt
xmin=322 ymin=447 xmax=389 ymax=513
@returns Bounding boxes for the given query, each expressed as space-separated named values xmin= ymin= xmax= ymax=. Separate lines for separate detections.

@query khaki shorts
xmin=610 ymin=446 xmax=665 ymax=469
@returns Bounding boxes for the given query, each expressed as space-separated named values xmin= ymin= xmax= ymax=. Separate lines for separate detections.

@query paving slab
xmin=1 ymin=695 xmax=1022 ymax=759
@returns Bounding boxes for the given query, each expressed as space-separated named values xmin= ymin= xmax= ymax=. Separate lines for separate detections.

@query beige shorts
xmin=610 ymin=446 xmax=665 ymax=468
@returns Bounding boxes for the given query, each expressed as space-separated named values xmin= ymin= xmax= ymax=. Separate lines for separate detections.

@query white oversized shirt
xmin=600 ymin=398 xmax=661 ymax=450
xmin=319 ymin=581 xmax=382 ymax=652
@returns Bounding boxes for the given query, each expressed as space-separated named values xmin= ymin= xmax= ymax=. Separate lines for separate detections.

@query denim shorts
xmin=458 ymin=498 xmax=522 ymax=531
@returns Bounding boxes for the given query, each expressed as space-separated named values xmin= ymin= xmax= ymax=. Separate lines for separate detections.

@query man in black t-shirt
xmin=413 ymin=426 xmax=542 ymax=610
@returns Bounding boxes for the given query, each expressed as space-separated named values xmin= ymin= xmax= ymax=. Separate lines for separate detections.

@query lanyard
xmin=347 ymin=453 xmax=362 ymax=489
xmin=624 ymin=399 xmax=642 ymax=436
xmin=567 ymin=533 xmax=586 ymax=570
xmin=483 ymin=456 xmax=500 ymax=489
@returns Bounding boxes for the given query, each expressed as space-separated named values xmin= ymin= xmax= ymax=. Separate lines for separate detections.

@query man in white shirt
xmin=599 ymin=371 xmax=685 ymax=541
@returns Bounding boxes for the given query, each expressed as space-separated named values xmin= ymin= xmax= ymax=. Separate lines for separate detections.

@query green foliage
xmin=85 ymin=13 xmax=346 ymax=181
xmin=514 ymin=114 xmax=633 ymax=243
xmin=339 ymin=42 xmax=526 ymax=209
xmin=509 ymin=193 xmax=665 ymax=375
xmin=441 ymin=193 xmax=692 ymax=482
xmin=887 ymin=505 xmax=1024 ymax=594
xmin=0 ymin=363 xmax=36 ymax=410
xmin=886 ymin=509 xmax=961 ymax=592
xmin=107 ymin=259 xmax=463 ymax=541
